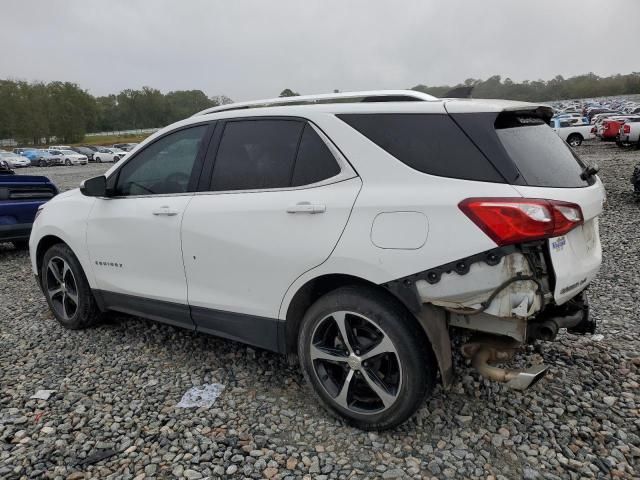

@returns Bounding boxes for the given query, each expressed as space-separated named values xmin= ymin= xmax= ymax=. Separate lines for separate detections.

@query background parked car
xmin=549 ymin=118 xmax=595 ymax=146
xmin=70 ymin=146 xmax=95 ymax=161
xmin=597 ymin=116 xmax=639 ymax=141
xmin=93 ymin=147 xmax=125 ymax=163
xmin=47 ymin=149 xmax=88 ymax=166
xmin=0 ymin=151 xmax=31 ymax=168
xmin=22 ymin=149 xmax=59 ymax=167
xmin=0 ymin=162 xmax=58 ymax=248
xmin=112 ymin=143 xmax=138 ymax=151
xmin=618 ymin=118 xmax=640 ymax=147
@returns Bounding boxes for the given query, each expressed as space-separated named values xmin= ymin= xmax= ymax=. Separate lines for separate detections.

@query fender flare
xmin=413 ymin=304 xmax=454 ymax=389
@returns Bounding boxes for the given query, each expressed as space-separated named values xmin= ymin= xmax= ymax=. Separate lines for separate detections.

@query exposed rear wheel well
xmin=284 ymin=274 xmax=429 ymax=355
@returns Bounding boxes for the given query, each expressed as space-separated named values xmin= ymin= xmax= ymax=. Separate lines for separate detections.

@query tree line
xmin=411 ymin=72 xmax=640 ymax=102
xmin=2 ymin=72 xmax=640 ymax=145
xmin=281 ymin=72 xmax=640 ymax=103
xmin=0 ymin=79 xmax=231 ymax=144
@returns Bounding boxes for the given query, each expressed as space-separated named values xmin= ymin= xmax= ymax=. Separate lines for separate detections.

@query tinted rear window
xmin=291 ymin=125 xmax=341 ymax=187
xmin=211 ymin=120 xmax=303 ymax=191
xmin=495 ymin=114 xmax=588 ymax=188
xmin=337 ymin=114 xmax=503 ymax=182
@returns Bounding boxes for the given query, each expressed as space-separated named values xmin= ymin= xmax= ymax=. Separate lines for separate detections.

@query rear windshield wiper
xmin=580 ymin=164 xmax=599 ymax=181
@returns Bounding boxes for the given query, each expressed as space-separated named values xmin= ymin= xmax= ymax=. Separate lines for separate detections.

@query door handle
xmin=152 ymin=206 xmax=179 ymax=216
xmin=286 ymin=202 xmax=326 ymax=214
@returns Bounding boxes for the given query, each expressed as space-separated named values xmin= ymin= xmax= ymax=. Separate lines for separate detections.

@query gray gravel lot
xmin=1 ymin=146 xmax=639 ymax=480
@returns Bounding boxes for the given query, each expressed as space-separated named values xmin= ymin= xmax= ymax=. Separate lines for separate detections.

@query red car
xmin=601 ymin=117 xmax=640 ymax=141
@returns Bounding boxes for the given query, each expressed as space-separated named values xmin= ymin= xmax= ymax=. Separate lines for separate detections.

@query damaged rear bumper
xmin=385 ymin=243 xmax=595 ymax=344
xmin=384 ymin=244 xmax=596 ymax=390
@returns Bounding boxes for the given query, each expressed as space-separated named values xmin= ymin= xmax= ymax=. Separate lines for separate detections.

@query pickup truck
xmin=618 ymin=119 xmax=640 ymax=147
xmin=0 ymin=161 xmax=58 ymax=248
xmin=549 ymin=118 xmax=596 ymax=147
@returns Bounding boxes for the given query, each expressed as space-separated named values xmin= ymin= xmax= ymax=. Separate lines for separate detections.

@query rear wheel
xmin=298 ymin=286 xmax=435 ymax=430
xmin=65 ymin=159 xmax=71 ymax=166
xmin=39 ymin=159 xmax=46 ymax=167
xmin=41 ymin=243 xmax=101 ymax=330
xmin=95 ymin=157 xmax=101 ymax=163
xmin=567 ymin=133 xmax=583 ymax=147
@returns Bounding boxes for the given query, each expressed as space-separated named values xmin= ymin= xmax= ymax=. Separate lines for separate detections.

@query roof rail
xmin=193 ymin=90 xmax=437 ymax=116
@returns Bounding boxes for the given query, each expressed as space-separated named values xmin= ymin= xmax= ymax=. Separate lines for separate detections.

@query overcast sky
xmin=1 ymin=0 xmax=638 ymax=101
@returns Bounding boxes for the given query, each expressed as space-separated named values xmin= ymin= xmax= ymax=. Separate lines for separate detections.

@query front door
xmin=86 ymin=124 xmax=210 ymax=329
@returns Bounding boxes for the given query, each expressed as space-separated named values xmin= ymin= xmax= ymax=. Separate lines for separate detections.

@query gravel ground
xmin=1 ymin=146 xmax=639 ymax=480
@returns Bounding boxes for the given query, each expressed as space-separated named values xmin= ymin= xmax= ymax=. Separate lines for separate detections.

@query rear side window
xmin=211 ymin=120 xmax=303 ymax=191
xmin=494 ymin=114 xmax=588 ymax=188
xmin=337 ymin=113 xmax=503 ymax=182
xmin=292 ymin=125 xmax=341 ymax=187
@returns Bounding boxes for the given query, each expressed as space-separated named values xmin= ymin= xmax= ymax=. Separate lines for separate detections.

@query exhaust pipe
xmin=529 ymin=319 xmax=559 ymax=341
xmin=462 ymin=338 xmax=548 ymax=391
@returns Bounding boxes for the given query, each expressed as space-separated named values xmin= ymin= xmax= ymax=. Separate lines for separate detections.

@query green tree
xmin=165 ymin=90 xmax=215 ymax=123
xmin=279 ymin=88 xmax=299 ymax=97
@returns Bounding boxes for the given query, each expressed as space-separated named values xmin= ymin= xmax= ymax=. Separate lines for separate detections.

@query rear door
xmin=181 ymin=118 xmax=361 ymax=350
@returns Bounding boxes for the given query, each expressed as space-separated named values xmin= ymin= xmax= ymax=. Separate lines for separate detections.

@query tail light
xmin=623 ymin=124 xmax=631 ymax=134
xmin=459 ymin=198 xmax=583 ymax=246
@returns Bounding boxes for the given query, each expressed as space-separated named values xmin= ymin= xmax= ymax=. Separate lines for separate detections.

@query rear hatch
xmin=446 ymin=101 xmax=604 ymax=305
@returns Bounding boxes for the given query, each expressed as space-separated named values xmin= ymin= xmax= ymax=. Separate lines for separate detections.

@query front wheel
xmin=41 ymin=243 xmax=101 ymax=330
xmin=39 ymin=159 xmax=46 ymax=167
xmin=65 ymin=159 xmax=72 ymax=166
xmin=298 ymin=286 xmax=435 ymax=430
xmin=95 ymin=157 xmax=101 ymax=163
xmin=567 ymin=133 xmax=583 ymax=147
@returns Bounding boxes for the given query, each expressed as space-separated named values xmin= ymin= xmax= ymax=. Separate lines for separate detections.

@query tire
xmin=95 ymin=157 xmax=101 ymax=163
xmin=11 ymin=240 xmax=28 ymax=250
xmin=567 ymin=133 xmax=583 ymax=147
xmin=40 ymin=243 xmax=101 ymax=330
xmin=298 ymin=286 xmax=435 ymax=430
xmin=65 ymin=159 xmax=71 ymax=166
xmin=39 ymin=160 xmax=46 ymax=167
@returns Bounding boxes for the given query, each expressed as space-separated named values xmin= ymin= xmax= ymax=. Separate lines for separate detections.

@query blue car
xmin=22 ymin=149 xmax=60 ymax=167
xmin=0 ymin=160 xmax=58 ymax=248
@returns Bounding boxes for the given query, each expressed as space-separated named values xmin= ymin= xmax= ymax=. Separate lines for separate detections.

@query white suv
xmin=29 ymin=91 xmax=604 ymax=430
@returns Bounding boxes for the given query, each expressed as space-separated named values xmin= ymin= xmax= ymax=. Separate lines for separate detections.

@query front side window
xmin=114 ymin=125 xmax=206 ymax=196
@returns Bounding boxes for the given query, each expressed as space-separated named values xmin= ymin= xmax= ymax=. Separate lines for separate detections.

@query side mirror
xmin=80 ymin=175 xmax=107 ymax=197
